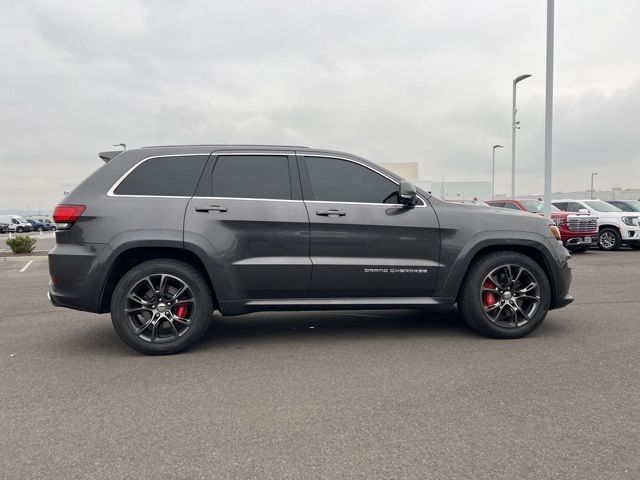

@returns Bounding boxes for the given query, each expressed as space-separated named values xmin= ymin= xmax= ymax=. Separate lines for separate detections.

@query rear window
xmin=114 ymin=156 xmax=208 ymax=197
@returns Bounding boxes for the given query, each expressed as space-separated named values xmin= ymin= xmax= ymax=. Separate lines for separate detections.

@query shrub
xmin=6 ymin=235 xmax=37 ymax=254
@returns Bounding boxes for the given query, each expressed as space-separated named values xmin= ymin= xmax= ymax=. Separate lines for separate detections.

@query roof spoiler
xmin=98 ymin=151 xmax=123 ymax=163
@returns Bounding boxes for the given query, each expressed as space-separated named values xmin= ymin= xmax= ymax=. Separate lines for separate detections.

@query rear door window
xmin=211 ymin=155 xmax=291 ymax=200
xmin=113 ymin=155 xmax=208 ymax=197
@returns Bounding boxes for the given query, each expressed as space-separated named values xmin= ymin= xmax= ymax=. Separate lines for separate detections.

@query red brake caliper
xmin=175 ymin=304 xmax=189 ymax=318
xmin=483 ymin=279 xmax=497 ymax=307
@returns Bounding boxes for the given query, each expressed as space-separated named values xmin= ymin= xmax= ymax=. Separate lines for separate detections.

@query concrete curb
xmin=1 ymin=254 xmax=49 ymax=262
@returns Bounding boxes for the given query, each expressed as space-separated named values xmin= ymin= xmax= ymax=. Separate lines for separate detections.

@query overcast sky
xmin=1 ymin=0 xmax=639 ymax=210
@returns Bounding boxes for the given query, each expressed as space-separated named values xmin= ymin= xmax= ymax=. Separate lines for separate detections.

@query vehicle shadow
xmin=197 ymin=308 xmax=476 ymax=350
xmin=57 ymin=308 xmax=567 ymax=356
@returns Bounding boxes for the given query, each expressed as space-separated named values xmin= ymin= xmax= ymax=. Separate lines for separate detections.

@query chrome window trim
xmin=107 ymin=154 xmax=210 ymax=198
xmin=210 ymin=151 xmax=294 ymax=156
xmin=299 ymin=153 xmax=427 ymax=207
xmin=192 ymin=196 xmax=302 ymax=203
xmin=107 ymin=150 xmax=428 ymax=207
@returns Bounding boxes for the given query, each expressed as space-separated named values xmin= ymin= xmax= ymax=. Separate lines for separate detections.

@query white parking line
xmin=19 ymin=260 xmax=33 ymax=272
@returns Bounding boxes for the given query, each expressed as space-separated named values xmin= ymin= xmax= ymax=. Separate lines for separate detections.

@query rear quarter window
xmin=113 ymin=155 xmax=208 ymax=197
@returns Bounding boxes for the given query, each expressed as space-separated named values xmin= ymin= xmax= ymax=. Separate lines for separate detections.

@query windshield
xmin=518 ymin=200 xmax=561 ymax=213
xmin=620 ymin=200 xmax=640 ymax=211
xmin=585 ymin=201 xmax=622 ymax=212
xmin=16 ymin=216 xmax=28 ymax=223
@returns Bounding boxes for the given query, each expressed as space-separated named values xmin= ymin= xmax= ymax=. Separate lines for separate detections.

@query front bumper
xmin=546 ymin=238 xmax=574 ymax=310
xmin=563 ymin=235 xmax=597 ymax=246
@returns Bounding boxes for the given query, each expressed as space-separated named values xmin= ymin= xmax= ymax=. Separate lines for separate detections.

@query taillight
xmin=53 ymin=204 xmax=85 ymax=230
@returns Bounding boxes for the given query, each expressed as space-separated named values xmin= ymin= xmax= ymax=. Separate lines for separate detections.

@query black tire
xmin=50 ymin=226 xmax=57 ymax=232
xmin=16 ymin=227 xmax=23 ymax=233
xmin=567 ymin=245 xmax=590 ymax=253
xmin=458 ymin=251 xmax=551 ymax=339
xmin=598 ymin=227 xmax=622 ymax=251
xmin=110 ymin=259 xmax=213 ymax=355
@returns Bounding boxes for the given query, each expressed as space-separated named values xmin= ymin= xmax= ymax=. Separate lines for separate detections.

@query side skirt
xmin=219 ymin=297 xmax=456 ymax=316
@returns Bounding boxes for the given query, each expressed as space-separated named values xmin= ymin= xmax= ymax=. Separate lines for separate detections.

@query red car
xmin=486 ymin=199 xmax=598 ymax=253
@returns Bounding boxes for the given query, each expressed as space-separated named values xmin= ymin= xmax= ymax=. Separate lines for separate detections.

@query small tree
xmin=6 ymin=235 xmax=37 ymax=254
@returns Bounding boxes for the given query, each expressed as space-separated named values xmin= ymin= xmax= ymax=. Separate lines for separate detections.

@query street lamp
xmin=590 ymin=172 xmax=599 ymax=199
xmin=113 ymin=143 xmax=127 ymax=150
xmin=511 ymin=73 xmax=532 ymax=197
xmin=491 ymin=144 xmax=504 ymax=199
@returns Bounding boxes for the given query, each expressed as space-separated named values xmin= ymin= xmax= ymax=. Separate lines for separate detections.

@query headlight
xmin=549 ymin=225 xmax=562 ymax=241
xmin=621 ymin=216 xmax=639 ymax=226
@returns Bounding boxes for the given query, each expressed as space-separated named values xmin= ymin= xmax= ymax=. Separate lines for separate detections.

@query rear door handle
xmin=195 ymin=205 xmax=228 ymax=213
xmin=316 ymin=209 xmax=346 ymax=217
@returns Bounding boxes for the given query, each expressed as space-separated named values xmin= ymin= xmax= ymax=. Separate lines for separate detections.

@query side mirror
xmin=578 ymin=208 xmax=589 ymax=214
xmin=398 ymin=181 xmax=417 ymax=207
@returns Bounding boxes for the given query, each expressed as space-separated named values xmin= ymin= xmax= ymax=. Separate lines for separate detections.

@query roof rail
xmin=98 ymin=151 xmax=123 ymax=163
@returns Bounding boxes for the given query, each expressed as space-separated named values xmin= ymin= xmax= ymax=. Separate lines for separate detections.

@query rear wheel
xmin=598 ymin=227 xmax=621 ymax=251
xmin=110 ymin=259 xmax=213 ymax=355
xmin=458 ymin=251 xmax=551 ymax=339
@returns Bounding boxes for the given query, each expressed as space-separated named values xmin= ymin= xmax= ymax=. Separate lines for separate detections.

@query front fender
xmin=434 ymin=230 xmax=555 ymax=300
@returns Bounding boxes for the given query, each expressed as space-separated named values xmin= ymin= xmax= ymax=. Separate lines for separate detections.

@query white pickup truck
xmin=552 ymin=199 xmax=640 ymax=251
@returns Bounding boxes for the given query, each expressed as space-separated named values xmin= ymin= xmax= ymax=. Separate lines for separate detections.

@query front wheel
xmin=598 ymin=228 xmax=621 ymax=251
xmin=16 ymin=227 xmax=23 ymax=233
xmin=458 ymin=251 xmax=551 ymax=339
xmin=110 ymin=259 xmax=214 ymax=355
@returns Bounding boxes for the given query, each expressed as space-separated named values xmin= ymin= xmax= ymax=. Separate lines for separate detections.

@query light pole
xmin=590 ymin=172 xmax=599 ymax=199
xmin=542 ymin=0 xmax=554 ymax=218
xmin=511 ymin=73 xmax=532 ymax=197
xmin=492 ymin=144 xmax=504 ymax=199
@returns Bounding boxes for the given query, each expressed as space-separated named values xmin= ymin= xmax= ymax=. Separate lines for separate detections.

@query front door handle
xmin=316 ymin=209 xmax=346 ymax=217
xmin=195 ymin=205 xmax=228 ymax=213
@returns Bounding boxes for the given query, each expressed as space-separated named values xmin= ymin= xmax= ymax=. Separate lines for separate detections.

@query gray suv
xmin=48 ymin=145 xmax=573 ymax=354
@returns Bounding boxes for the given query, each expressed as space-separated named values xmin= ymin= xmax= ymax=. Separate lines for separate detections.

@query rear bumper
xmin=48 ymin=242 xmax=110 ymax=313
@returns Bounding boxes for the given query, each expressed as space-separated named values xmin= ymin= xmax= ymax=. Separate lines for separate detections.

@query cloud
xmin=1 ymin=0 xmax=639 ymax=209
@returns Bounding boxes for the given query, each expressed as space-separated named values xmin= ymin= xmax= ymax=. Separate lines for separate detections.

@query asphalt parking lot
xmin=1 ymin=250 xmax=639 ymax=479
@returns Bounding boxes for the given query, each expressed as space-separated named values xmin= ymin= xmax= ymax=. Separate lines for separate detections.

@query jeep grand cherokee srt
xmin=48 ymin=145 xmax=573 ymax=354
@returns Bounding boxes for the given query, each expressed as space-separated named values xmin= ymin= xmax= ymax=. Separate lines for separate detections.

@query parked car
xmin=0 ymin=215 xmax=33 ymax=233
xmin=48 ymin=145 xmax=573 ymax=354
xmin=486 ymin=199 xmax=598 ymax=253
xmin=606 ymin=200 xmax=640 ymax=213
xmin=27 ymin=219 xmax=55 ymax=231
xmin=552 ymin=199 xmax=640 ymax=250
xmin=26 ymin=216 xmax=57 ymax=231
